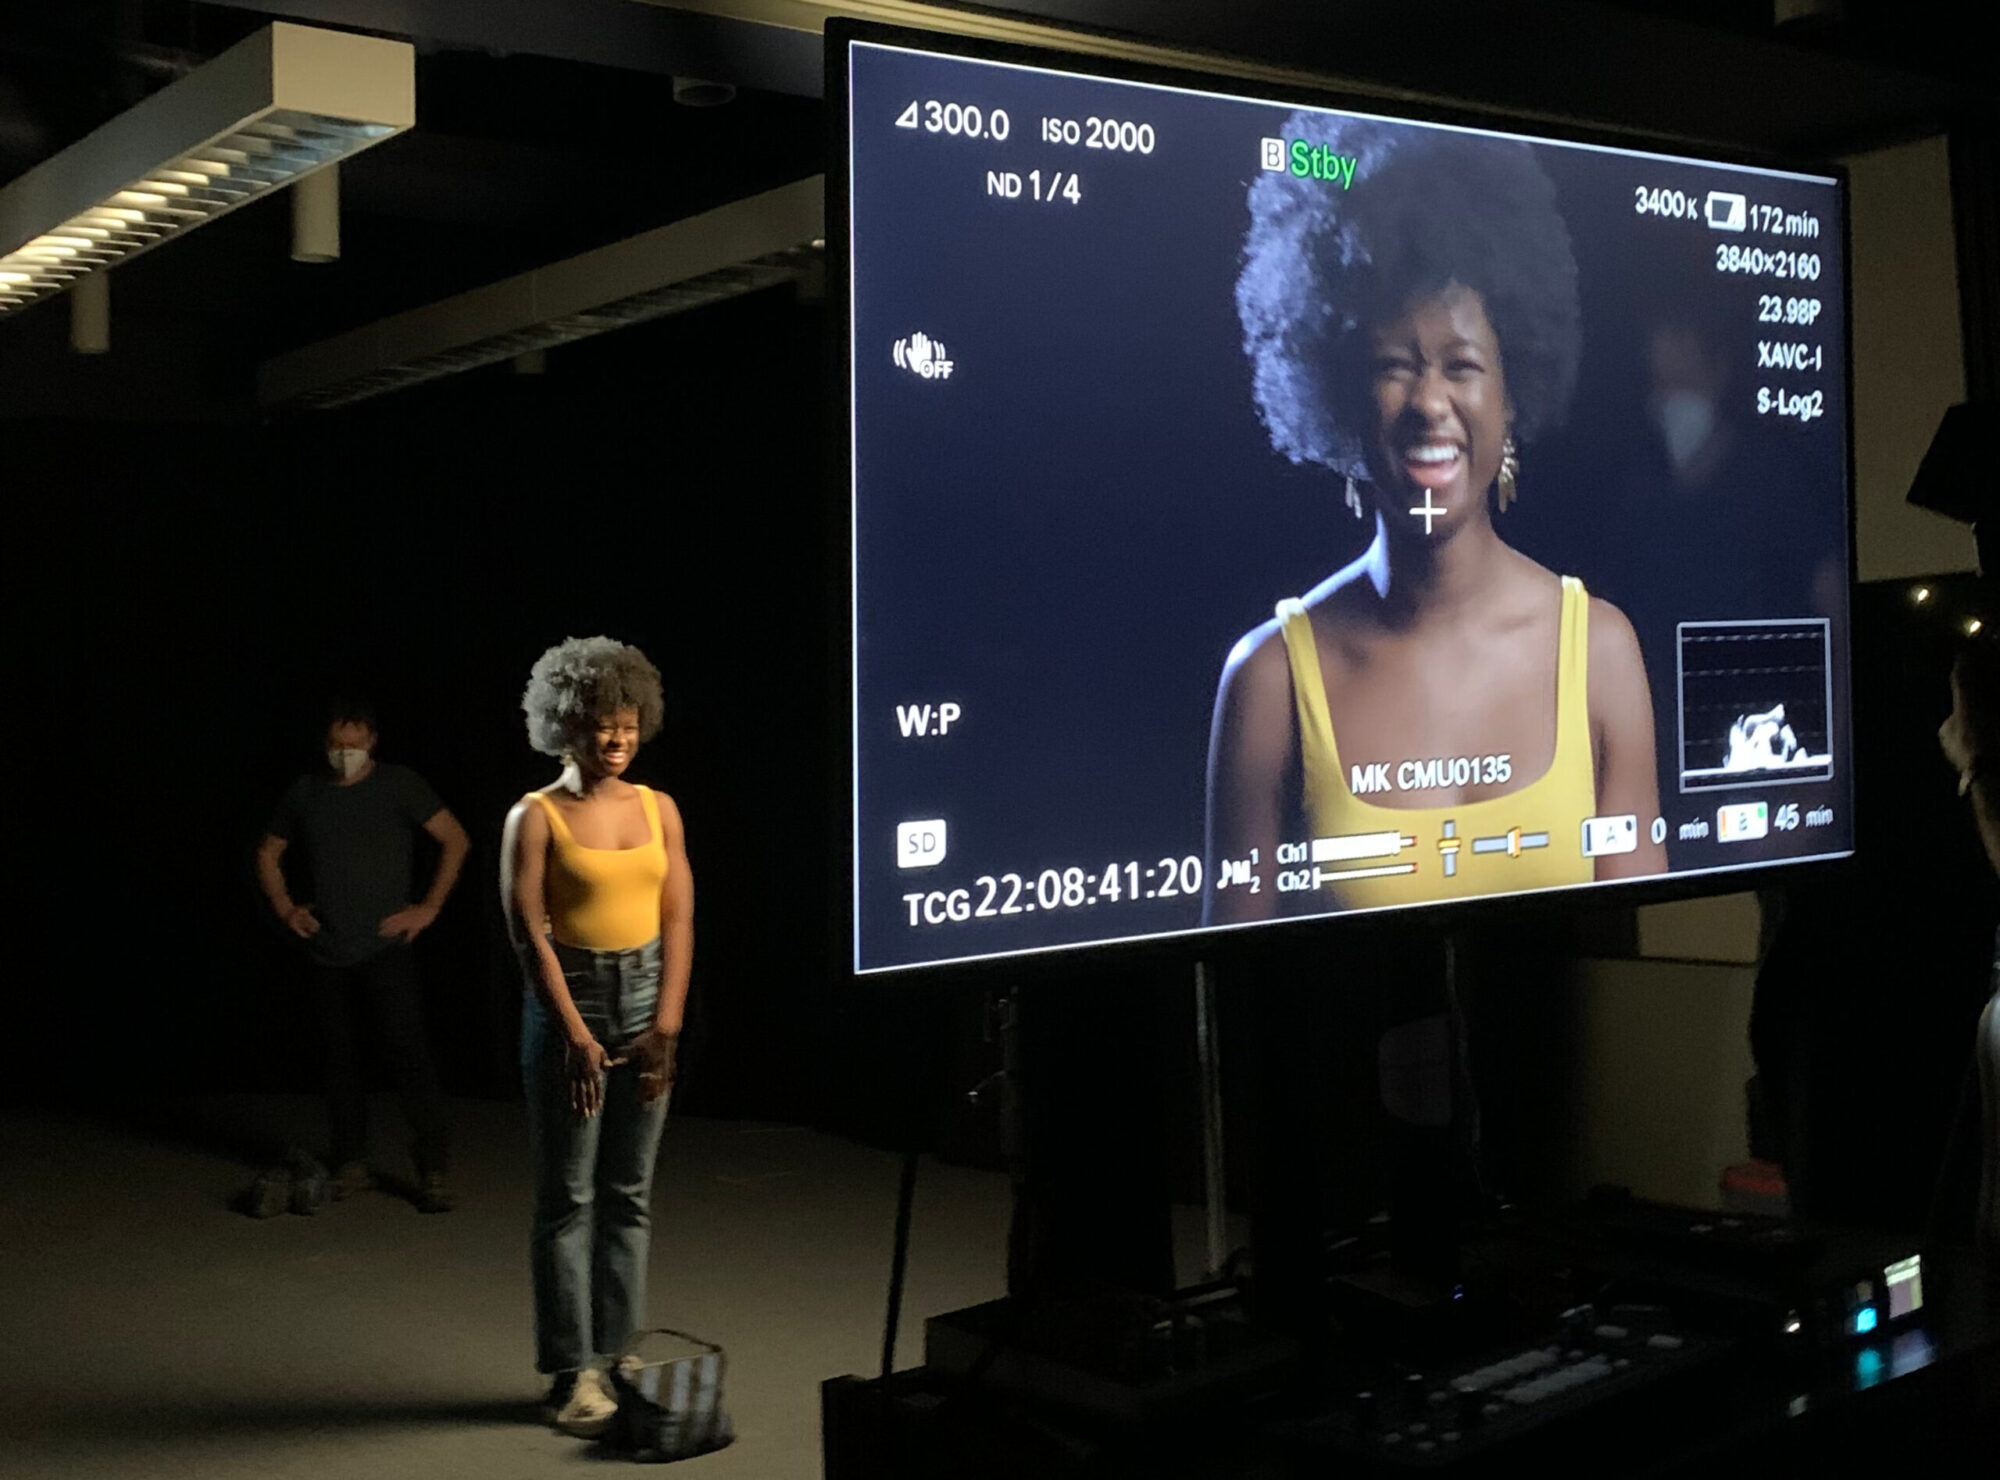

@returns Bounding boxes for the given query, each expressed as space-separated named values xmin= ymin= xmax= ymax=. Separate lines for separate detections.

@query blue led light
xmin=1854 ymin=1347 xmax=1885 ymax=1390
xmin=1854 ymin=1306 xmax=1878 ymax=1335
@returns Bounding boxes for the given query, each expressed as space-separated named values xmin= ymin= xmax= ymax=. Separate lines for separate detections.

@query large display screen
xmin=840 ymin=27 xmax=1854 ymax=975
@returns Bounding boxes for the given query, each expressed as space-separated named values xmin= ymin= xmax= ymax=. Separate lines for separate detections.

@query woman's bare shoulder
xmin=504 ymin=795 xmax=551 ymax=856
xmin=1219 ymin=611 xmax=1293 ymax=700
xmin=1301 ymin=539 xmax=1391 ymax=613
xmin=1586 ymin=592 xmax=1641 ymax=652
xmin=510 ymin=787 xmax=565 ymax=821
xmin=1584 ymin=593 xmax=1649 ymax=706
xmin=1494 ymin=542 xmax=1564 ymax=597
xmin=1214 ymin=613 xmax=1299 ymax=773
xmin=1236 ymin=559 xmax=1387 ymax=690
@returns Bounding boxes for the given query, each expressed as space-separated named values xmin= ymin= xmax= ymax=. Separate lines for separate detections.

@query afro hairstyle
xmin=521 ymin=636 xmax=665 ymax=758
xmin=1237 ymin=113 xmax=1582 ymax=482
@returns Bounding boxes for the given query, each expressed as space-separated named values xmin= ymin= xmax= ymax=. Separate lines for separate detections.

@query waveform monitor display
xmin=837 ymin=25 xmax=1855 ymax=974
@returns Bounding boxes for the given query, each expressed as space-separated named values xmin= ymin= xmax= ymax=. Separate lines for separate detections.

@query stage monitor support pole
xmin=1007 ymin=964 xmax=1177 ymax=1302
xmin=1195 ymin=959 xmax=1228 ymax=1281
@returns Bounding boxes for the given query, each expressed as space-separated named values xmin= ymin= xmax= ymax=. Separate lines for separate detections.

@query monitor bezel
xmin=828 ymin=17 xmax=1860 ymax=982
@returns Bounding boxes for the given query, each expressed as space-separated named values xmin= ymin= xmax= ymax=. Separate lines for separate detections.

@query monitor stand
xmin=995 ymin=961 xmax=1179 ymax=1303
xmin=1245 ymin=929 xmax=1489 ymax=1355
xmin=918 ymin=960 xmax=1298 ymax=1432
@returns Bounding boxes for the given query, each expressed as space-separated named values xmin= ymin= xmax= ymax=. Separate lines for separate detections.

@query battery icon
xmin=1717 ymin=801 xmax=1768 ymax=842
xmin=1706 ymin=191 xmax=1747 ymax=231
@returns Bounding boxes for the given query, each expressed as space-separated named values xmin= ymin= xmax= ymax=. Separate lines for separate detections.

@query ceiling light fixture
xmin=290 ymin=162 xmax=342 ymax=263
xmin=70 ymin=273 xmax=110 ymax=354
xmin=0 ymin=23 xmax=412 ymax=321
xmin=259 ymin=176 xmax=822 ymax=410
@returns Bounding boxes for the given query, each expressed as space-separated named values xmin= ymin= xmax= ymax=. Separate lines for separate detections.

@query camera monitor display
xmin=838 ymin=26 xmax=1854 ymax=975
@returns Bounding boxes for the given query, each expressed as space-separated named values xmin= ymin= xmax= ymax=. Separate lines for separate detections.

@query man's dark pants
xmin=308 ymin=943 xmax=450 ymax=1176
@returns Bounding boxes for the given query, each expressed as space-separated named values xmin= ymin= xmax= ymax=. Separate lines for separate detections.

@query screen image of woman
xmin=1205 ymin=116 xmax=1666 ymax=924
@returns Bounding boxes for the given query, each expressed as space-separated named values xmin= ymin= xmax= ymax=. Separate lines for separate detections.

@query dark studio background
xmin=1 ymin=283 xmax=1097 ymax=1177
xmin=0 ymin=0 xmax=1997 ymax=1258
xmin=6 ymin=292 xmax=857 ymax=1120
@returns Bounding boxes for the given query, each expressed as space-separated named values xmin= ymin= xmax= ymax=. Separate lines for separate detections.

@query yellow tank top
xmin=531 ymin=786 xmax=669 ymax=950
xmin=1275 ymin=574 xmax=1597 ymax=909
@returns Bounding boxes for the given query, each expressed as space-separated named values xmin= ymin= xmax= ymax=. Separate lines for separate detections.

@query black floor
xmin=0 ymin=1094 xmax=1029 ymax=1479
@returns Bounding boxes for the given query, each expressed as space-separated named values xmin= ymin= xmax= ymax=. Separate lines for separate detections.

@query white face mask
xmin=1653 ymin=390 xmax=1717 ymax=472
xmin=327 ymin=746 xmax=371 ymax=779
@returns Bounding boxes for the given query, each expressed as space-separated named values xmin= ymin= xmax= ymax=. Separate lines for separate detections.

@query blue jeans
xmin=521 ymin=936 xmax=670 ymax=1374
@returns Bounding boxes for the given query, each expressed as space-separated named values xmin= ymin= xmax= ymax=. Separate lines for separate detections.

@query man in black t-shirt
xmin=256 ymin=700 xmax=469 ymax=1212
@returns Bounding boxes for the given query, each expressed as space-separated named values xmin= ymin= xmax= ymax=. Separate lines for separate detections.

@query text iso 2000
xmin=1715 ymin=244 xmax=1822 ymax=280
xmin=1039 ymin=116 xmax=1156 ymax=152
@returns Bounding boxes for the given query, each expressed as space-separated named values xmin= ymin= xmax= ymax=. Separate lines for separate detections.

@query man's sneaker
xmin=245 ymin=1168 xmax=288 ymax=1219
xmin=414 ymin=1170 xmax=456 ymax=1214
xmin=552 ymin=1366 xmax=618 ymax=1439
xmin=285 ymin=1151 xmax=329 ymax=1215
xmin=331 ymin=1162 xmax=376 ymax=1201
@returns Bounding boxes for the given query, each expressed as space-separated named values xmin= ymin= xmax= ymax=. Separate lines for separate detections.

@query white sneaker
xmin=553 ymin=1366 xmax=618 ymax=1439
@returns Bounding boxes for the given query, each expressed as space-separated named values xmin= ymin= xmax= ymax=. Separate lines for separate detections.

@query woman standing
xmin=501 ymin=637 xmax=694 ymax=1436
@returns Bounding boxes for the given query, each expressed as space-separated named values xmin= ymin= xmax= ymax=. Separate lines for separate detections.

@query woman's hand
xmin=629 ymin=1028 xmax=679 ymax=1107
xmin=566 ymin=1033 xmax=615 ymax=1118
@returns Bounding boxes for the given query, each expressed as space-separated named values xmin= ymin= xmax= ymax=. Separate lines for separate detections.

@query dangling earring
xmin=1496 ymin=436 xmax=1520 ymax=513
xmin=1344 ymin=474 xmax=1365 ymax=521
